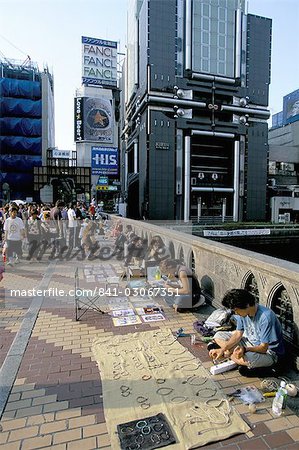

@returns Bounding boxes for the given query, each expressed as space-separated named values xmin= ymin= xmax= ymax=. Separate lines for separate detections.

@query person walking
xmin=67 ymin=202 xmax=78 ymax=250
xmin=3 ymin=206 xmax=25 ymax=266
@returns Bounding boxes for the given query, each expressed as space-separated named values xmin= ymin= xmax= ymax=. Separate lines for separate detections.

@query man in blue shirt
xmin=209 ymin=289 xmax=285 ymax=370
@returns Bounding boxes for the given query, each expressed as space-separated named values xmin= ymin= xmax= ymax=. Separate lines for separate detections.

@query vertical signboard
xmin=91 ymin=146 xmax=118 ymax=175
xmin=74 ymin=97 xmax=84 ymax=141
xmin=82 ymin=36 xmax=118 ymax=88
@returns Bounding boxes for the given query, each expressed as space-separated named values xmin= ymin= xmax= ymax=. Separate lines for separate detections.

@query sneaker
xmin=7 ymin=261 xmax=14 ymax=267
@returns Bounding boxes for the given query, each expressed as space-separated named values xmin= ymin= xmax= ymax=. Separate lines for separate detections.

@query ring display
xmin=117 ymin=412 xmax=176 ymax=450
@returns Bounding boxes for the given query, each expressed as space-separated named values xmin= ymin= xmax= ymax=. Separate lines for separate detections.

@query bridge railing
xmin=111 ymin=216 xmax=299 ymax=361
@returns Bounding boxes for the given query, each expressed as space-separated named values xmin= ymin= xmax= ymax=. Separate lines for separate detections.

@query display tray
xmin=117 ymin=412 xmax=176 ymax=450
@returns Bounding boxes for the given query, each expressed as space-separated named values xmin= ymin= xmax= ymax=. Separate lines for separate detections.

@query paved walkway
xmin=0 ymin=252 xmax=299 ymax=449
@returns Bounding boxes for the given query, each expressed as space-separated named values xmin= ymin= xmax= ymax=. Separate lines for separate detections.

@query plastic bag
xmin=231 ymin=386 xmax=265 ymax=404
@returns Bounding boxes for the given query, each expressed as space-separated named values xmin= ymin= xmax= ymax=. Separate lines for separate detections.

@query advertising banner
xmin=283 ymin=89 xmax=299 ymax=125
xmin=91 ymin=146 xmax=118 ymax=175
xmin=74 ymin=97 xmax=84 ymax=141
xmin=82 ymin=36 xmax=117 ymax=88
xmin=84 ymin=97 xmax=114 ymax=143
xmin=203 ymin=229 xmax=271 ymax=237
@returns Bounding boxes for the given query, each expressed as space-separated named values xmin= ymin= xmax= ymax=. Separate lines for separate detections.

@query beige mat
xmin=92 ymin=329 xmax=250 ymax=449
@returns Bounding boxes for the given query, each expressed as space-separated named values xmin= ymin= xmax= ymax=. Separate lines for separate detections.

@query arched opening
xmin=243 ymin=272 xmax=259 ymax=303
xmin=169 ymin=241 xmax=175 ymax=259
xmin=179 ymin=247 xmax=184 ymax=264
xmin=270 ymin=285 xmax=294 ymax=344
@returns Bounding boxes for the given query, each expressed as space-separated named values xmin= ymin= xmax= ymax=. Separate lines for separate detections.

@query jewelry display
xmin=140 ymin=402 xmax=151 ymax=409
xmin=153 ymin=423 xmax=164 ymax=432
xmin=117 ymin=413 xmax=176 ymax=449
xmin=172 ymin=356 xmax=197 ymax=363
xmin=135 ymin=434 xmax=144 ymax=444
xmin=150 ymin=433 xmax=161 ymax=443
xmin=183 ymin=398 xmax=232 ymax=434
xmin=171 ymin=396 xmax=188 ymax=403
xmin=164 ymin=348 xmax=187 ymax=356
xmin=161 ymin=431 xmax=170 ymax=440
xmin=120 ymin=385 xmax=131 ymax=397
xmin=142 ymin=374 xmax=152 ymax=381
xmin=195 ymin=387 xmax=217 ymax=398
xmin=158 ymin=337 xmax=177 ymax=346
xmin=136 ymin=420 xmax=147 ymax=429
xmin=137 ymin=396 xmax=149 ymax=403
xmin=120 ymin=426 xmax=134 ymax=434
xmin=156 ymin=387 xmax=174 ymax=396
xmin=182 ymin=375 xmax=208 ymax=386
xmin=175 ymin=362 xmax=201 ymax=371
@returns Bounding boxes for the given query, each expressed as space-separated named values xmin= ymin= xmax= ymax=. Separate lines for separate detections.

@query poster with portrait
xmin=83 ymin=97 xmax=114 ymax=142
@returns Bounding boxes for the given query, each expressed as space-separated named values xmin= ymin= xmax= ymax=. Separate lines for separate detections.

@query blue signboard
xmin=283 ymin=89 xmax=299 ymax=125
xmin=91 ymin=146 xmax=118 ymax=175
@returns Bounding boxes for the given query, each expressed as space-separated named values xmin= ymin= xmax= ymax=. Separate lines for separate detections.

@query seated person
xmin=145 ymin=236 xmax=171 ymax=263
xmin=159 ymin=259 xmax=205 ymax=312
xmin=124 ymin=236 xmax=147 ymax=267
xmin=209 ymin=289 xmax=285 ymax=374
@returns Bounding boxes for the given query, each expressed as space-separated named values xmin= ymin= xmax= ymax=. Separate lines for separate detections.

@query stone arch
xmin=168 ymin=241 xmax=175 ymax=259
xmin=178 ymin=246 xmax=185 ymax=264
xmin=242 ymin=271 xmax=259 ymax=303
xmin=269 ymin=283 xmax=294 ymax=344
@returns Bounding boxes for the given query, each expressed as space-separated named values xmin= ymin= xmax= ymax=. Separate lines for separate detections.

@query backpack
xmin=204 ymin=308 xmax=232 ymax=328
xmin=191 ymin=272 xmax=201 ymax=300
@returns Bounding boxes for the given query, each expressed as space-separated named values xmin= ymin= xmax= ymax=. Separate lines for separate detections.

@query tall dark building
xmin=0 ymin=59 xmax=54 ymax=202
xmin=122 ymin=0 xmax=272 ymax=221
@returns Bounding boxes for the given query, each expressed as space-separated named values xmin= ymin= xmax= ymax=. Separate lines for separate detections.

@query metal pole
xmin=197 ymin=197 xmax=201 ymax=223
xmin=185 ymin=0 xmax=192 ymax=70
xmin=233 ymin=141 xmax=240 ymax=221
xmin=134 ymin=140 xmax=138 ymax=173
xmin=222 ymin=198 xmax=227 ymax=223
xmin=184 ymin=136 xmax=191 ymax=222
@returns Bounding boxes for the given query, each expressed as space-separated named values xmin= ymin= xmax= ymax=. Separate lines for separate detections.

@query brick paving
xmin=0 ymin=254 xmax=299 ymax=449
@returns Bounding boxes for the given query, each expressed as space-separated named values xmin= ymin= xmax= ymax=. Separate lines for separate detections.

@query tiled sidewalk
xmin=0 ymin=257 xmax=299 ymax=449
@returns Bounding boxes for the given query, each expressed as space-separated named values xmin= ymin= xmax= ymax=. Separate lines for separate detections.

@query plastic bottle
xmin=155 ymin=267 xmax=161 ymax=280
xmin=272 ymin=381 xmax=288 ymax=417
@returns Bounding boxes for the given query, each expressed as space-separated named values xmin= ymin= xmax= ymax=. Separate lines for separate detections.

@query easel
xmin=74 ymin=267 xmax=106 ymax=321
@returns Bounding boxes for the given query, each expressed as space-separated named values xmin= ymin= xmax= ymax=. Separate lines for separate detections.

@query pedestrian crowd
xmin=0 ymin=200 xmax=109 ymax=265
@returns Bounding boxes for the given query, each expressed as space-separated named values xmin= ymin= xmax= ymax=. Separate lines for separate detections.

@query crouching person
xmin=209 ymin=289 xmax=285 ymax=376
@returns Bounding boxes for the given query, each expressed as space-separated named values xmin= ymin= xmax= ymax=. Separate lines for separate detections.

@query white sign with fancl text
xmin=82 ymin=36 xmax=117 ymax=88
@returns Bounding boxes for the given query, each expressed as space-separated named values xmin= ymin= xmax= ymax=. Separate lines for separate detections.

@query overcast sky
xmin=0 ymin=0 xmax=298 ymax=149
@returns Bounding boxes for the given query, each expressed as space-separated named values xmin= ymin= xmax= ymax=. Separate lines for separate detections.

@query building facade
xmin=268 ymin=96 xmax=299 ymax=223
xmin=0 ymin=59 xmax=54 ymax=202
xmin=122 ymin=0 xmax=272 ymax=221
